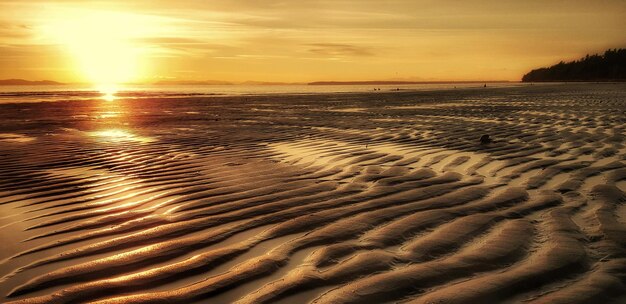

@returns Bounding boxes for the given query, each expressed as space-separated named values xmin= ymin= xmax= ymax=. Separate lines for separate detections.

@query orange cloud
xmin=0 ymin=0 xmax=624 ymax=83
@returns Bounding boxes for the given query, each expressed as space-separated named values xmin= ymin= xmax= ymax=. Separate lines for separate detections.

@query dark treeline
xmin=522 ymin=48 xmax=626 ymax=82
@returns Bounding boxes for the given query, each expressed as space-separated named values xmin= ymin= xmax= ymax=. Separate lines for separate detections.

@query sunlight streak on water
xmin=89 ymin=129 xmax=154 ymax=143
xmin=0 ymin=133 xmax=36 ymax=143
xmin=98 ymin=85 xmax=118 ymax=101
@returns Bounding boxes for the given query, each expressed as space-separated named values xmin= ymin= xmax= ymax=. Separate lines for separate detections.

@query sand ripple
xmin=0 ymin=84 xmax=624 ymax=303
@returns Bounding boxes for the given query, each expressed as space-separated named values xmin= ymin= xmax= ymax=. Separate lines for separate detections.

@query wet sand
xmin=0 ymin=83 xmax=625 ymax=303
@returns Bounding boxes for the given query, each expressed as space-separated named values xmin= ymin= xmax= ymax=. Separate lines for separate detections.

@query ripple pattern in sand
xmin=0 ymin=84 xmax=625 ymax=303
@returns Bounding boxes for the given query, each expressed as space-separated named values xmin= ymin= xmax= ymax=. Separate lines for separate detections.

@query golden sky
xmin=0 ymin=0 xmax=625 ymax=84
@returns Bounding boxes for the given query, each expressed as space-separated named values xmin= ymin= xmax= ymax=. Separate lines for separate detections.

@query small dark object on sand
xmin=480 ymin=134 xmax=492 ymax=144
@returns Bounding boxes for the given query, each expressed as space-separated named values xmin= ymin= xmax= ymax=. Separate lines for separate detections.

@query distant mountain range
xmin=0 ymin=79 xmax=305 ymax=86
xmin=308 ymin=80 xmax=508 ymax=85
xmin=522 ymin=48 xmax=626 ymax=82
xmin=0 ymin=79 xmax=65 ymax=85
xmin=154 ymin=80 xmax=302 ymax=85
xmin=153 ymin=80 xmax=234 ymax=85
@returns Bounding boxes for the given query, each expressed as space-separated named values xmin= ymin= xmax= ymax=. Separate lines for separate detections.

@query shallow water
xmin=0 ymin=82 xmax=526 ymax=103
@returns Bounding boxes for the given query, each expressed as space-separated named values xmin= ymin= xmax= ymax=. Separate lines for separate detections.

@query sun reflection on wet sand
xmin=0 ymin=133 xmax=36 ymax=143
xmin=89 ymin=129 xmax=154 ymax=143
xmin=102 ymin=92 xmax=115 ymax=102
xmin=97 ymin=111 xmax=121 ymax=119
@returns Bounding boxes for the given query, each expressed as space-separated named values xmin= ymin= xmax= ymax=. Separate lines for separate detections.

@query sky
xmin=0 ymin=0 xmax=625 ymax=84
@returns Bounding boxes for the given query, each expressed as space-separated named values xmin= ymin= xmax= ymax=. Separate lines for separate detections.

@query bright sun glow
xmin=97 ymin=84 xmax=119 ymax=101
xmin=40 ymin=8 xmax=161 ymax=89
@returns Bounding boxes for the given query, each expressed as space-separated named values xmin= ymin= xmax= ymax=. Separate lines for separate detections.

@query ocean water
xmin=0 ymin=82 xmax=526 ymax=103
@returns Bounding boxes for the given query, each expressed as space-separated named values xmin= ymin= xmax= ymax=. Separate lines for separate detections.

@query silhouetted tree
xmin=522 ymin=49 xmax=626 ymax=82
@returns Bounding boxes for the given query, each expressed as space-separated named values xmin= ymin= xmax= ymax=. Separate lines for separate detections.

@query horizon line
xmin=0 ymin=78 xmax=518 ymax=86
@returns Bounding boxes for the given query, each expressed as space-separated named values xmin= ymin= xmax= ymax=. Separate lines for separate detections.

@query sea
xmin=0 ymin=82 xmax=527 ymax=103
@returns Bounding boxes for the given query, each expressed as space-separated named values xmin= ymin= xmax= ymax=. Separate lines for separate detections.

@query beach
xmin=0 ymin=83 xmax=624 ymax=303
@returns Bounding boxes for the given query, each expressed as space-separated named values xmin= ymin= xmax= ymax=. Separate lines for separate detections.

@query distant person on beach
xmin=483 ymin=84 xmax=487 ymax=88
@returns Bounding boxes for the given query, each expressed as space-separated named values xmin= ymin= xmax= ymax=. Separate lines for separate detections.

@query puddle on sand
xmin=328 ymin=107 xmax=367 ymax=113
xmin=88 ymin=129 xmax=155 ymax=143
xmin=0 ymin=133 xmax=36 ymax=143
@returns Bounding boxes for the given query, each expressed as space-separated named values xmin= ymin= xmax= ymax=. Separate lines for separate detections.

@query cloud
xmin=132 ymin=37 xmax=230 ymax=52
xmin=0 ymin=0 xmax=625 ymax=82
xmin=133 ymin=37 xmax=205 ymax=45
xmin=0 ymin=21 xmax=34 ymax=41
xmin=307 ymin=43 xmax=374 ymax=57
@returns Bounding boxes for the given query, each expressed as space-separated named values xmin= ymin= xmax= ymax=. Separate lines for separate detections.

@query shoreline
xmin=0 ymin=82 xmax=620 ymax=105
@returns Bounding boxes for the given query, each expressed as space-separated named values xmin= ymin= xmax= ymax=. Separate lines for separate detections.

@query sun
xmin=41 ymin=8 xmax=160 ymax=93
